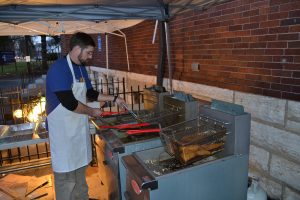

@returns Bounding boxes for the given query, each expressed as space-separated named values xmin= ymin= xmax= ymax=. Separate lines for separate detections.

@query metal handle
xmin=121 ymin=102 xmax=143 ymax=123
xmin=199 ymin=114 xmax=230 ymax=126
xmin=90 ymin=119 xmax=100 ymax=130
xmin=126 ymin=128 xmax=160 ymax=135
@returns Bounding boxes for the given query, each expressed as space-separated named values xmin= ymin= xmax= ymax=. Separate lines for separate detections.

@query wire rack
xmin=160 ymin=116 xmax=228 ymax=165
xmin=97 ymin=109 xmax=182 ymax=129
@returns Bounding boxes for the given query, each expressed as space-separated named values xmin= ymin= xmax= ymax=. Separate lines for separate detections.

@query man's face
xmin=77 ymin=45 xmax=94 ymax=65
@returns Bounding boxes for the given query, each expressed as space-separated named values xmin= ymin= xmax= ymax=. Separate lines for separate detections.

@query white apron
xmin=47 ymin=54 xmax=92 ymax=173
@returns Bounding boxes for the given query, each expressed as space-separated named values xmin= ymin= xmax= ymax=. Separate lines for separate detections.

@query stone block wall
xmin=237 ymin=93 xmax=300 ymax=199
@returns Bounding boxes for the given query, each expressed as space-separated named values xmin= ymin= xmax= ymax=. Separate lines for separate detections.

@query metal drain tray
xmin=0 ymin=122 xmax=48 ymax=150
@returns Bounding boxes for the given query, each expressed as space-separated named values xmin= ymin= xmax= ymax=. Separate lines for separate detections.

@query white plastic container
xmin=247 ymin=179 xmax=267 ymax=200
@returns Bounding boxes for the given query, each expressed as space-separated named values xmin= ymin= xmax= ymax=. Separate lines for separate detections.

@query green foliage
xmin=0 ymin=61 xmax=52 ymax=75
xmin=0 ymin=62 xmax=27 ymax=74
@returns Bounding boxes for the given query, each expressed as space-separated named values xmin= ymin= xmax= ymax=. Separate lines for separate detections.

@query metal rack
xmin=159 ymin=116 xmax=228 ymax=165
xmin=0 ymin=122 xmax=50 ymax=173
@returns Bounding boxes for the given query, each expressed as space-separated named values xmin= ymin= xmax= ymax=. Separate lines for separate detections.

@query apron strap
xmin=66 ymin=54 xmax=76 ymax=83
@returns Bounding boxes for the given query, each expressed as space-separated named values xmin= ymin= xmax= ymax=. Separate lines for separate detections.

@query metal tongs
xmin=90 ymin=87 xmax=143 ymax=130
xmin=120 ymin=102 xmax=144 ymax=123
xmin=90 ymin=99 xmax=118 ymax=130
xmin=112 ymin=87 xmax=143 ymax=123
xmin=90 ymin=118 xmax=101 ymax=130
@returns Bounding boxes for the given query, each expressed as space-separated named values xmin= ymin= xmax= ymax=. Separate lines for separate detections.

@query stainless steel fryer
xmin=122 ymin=103 xmax=251 ymax=200
xmin=95 ymin=92 xmax=199 ymax=200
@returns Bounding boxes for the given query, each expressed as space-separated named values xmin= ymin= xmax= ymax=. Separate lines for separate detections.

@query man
xmin=46 ymin=32 xmax=125 ymax=200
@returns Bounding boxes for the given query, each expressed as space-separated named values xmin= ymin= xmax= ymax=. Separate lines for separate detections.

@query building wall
xmin=60 ymin=0 xmax=300 ymax=198
xmin=62 ymin=0 xmax=300 ymax=101
xmin=61 ymin=20 xmax=159 ymax=75
xmin=170 ymin=0 xmax=300 ymax=101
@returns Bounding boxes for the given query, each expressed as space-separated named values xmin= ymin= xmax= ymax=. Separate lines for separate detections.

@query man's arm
xmin=74 ymin=101 xmax=102 ymax=117
xmin=86 ymin=88 xmax=126 ymax=105
xmin=55 ymin=90 xmax=101 ymax=117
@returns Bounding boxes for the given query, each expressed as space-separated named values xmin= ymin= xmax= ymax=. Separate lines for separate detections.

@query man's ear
xmin=71 ymin=45 xmax=83 ymax=55
xmin=73 ymin=45 xmax=82 ymax=51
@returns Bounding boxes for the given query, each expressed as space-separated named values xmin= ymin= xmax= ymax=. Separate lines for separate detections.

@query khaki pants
xmin=53 ymin=165 xmax=89 ymax=200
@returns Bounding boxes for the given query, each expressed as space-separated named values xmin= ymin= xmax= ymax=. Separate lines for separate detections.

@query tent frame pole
xmin=117 ymin=30 xmax=130 ymax=72
xmin=105 ymin=33 xmax=109 ymax=81
xmin=164 ymin=21 xmax=173 ymax=94
xmin=105 ymin=31 xmax=130 ymax=74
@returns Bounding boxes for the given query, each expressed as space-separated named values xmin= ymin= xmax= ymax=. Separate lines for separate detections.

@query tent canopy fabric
xmin=0 ymin=20 xmax=144 ymax=36
xmin=0 ymin=0 xmax=229 ymax=36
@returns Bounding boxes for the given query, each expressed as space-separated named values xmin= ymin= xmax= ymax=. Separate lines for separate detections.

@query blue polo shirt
xmin=46 ymin=57 xmax=92 ymax=115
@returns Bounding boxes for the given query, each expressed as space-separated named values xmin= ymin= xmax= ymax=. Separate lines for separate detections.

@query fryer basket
xmin=159 ymin=116 xmax=227 ymax=165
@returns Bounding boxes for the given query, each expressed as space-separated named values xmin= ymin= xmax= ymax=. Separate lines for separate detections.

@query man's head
xmin=69 ymin=32 xmax=96 ymax=65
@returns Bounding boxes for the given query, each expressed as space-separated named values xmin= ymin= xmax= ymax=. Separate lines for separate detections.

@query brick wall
xmin=169 ymin=0 xmax=300 ymax=101
xmin=61 ymin=0 xmax=300 ymax=101
xmin=61 ymin=34 xmax=104 ymax=67
xmin=108 ymin=20 xmax=160 ymax=75
xmin=61 ymin=20 xmax=160 ymax=76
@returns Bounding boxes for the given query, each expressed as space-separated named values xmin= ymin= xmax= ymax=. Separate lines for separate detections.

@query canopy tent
xmin=0 ymin=20 xmax=143 ymax=36
xmin=0 ymin=0 xmax=229 ymax=92
xmin=0 ymin=0 xmax=229 ymax=36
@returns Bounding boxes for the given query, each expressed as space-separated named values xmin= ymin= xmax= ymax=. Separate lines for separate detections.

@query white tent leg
xmin=105 ymin=33 xmax=109 ymax=81
xmin=106 ymin=30 xmax=130 ymax=73
xmin=152 ymin=20 xmax=158 ymax=44
xmin=164 ymin=21 xmax=173 ymax=94
xmin=117 ymin=30 xmax=130 ymax=72
xmin=124 ymin=34 xmax=130 ymax=72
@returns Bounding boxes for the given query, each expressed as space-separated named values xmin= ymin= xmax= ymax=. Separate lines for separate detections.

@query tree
xmin=25 ymin=35 xmax=32 ymax=74
xmin=0 ymin=36 xmax=14 ymax=51
xmin=41 ymin=35 xmax=48 ymax=71
xmin=0 ymin=36 xmax=15 ymax=66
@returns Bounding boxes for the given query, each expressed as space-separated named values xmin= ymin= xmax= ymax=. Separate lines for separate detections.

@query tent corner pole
xmin=117 ymin=30 xmax=130 ymax=72
xmin=105 ymin=33 xmax=109 ymax=81
xmin=164 ymin=21 xmax=173 ymax=94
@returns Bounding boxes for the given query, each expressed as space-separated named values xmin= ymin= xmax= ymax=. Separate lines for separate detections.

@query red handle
xmin=115 ymin=122 xmax=151 ymax=129
xmin=126 ymin=128 xmax=161 ymax=135
xmin=99 ymin=122 xmax=151 ymax=129
xmin=100 ymin=111 xmax=127 ymax=117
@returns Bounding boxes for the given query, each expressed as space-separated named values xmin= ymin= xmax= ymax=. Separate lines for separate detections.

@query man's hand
xmin=89 ymin=108 xmax=102 ymax=117
xmin=74 ymin=101 xmax=103 ymax=117
xmin=114 ymin=97 xmax=127 ymax=109
xmin=115 ymin=97 xmax=125 ymax=105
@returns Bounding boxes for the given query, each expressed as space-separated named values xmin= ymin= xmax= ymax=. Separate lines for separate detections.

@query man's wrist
xmin=87 ymin=106 xmax=94 ymax=116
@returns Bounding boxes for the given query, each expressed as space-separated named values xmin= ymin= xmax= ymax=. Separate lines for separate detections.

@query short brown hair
xmin=69 ymin=32 xmax=95 ymax=50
